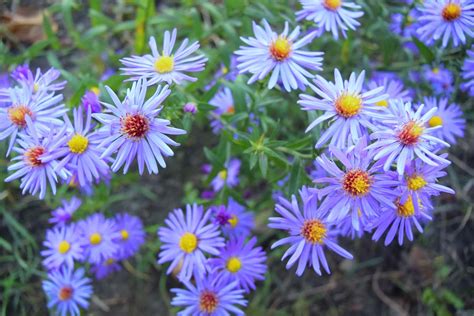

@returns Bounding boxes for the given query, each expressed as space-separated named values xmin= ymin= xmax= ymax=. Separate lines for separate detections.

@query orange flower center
xmin=442 ymin=3 xmax=462 ymax=21
xmin=226 ymin=105 xmax=235 ymax=115
xmin=58 ymin=286 xmax=73 ymax=301
xmin=398 ymin=121 xmax=424 ymax=145
xmin=199 ymin=290 xmax=219 ymax=313
xmin=121 ymin=114 xmax=149 ymax=139
xmin=342 ymin=169 xmax=372 ymax=196
xmin=8 ymin=105 xmax=32 ymax=127
xmin=269 ymin=37 xmax=291 ymax=61
xmin=335 ymin=93 xmax=362 ymax=118
xmin=323 ymin=0 xmax=342 ymax=10
xmin=301 ymin=219 xmax=327 ymax=244
xmin=25 ymin=146 xmax=45 ymax=167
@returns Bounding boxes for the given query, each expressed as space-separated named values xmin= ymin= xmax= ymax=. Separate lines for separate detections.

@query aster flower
xmin=390 ymin=8 xmax=423 ymax=52
xmin=16 ymin=67 xmax=66 ymax=96
xmin=91 ymin=258 xmax=122 ymax=280
xmin=208 ymin=237 xmax=266 ymax=293
xmin=369 ymin=191 xmax=433 ymax=245
xmin=0 ymin=85 xmax=67 ymax=155
xmin=11 ymin=64 xmax=30 ymax=82
xmin=81 ymin=90 xmax=101 ymax=113
xmin=183 ymin=102 xmax=197 ymax=114
xmin=417 ymin=0 xmax=474 ymax=47
xmin=299 ymin=68 xmax=388 ymax=149
xmin=315 ymin=138 xmax=399 ymax=230
xmin=42 ymin=267 xmax=93 ymax=316
xmin=41 ymin=224 xmax=84 ymax=270
xmin=93 ymin=79 xmax=186 ymax=174
xmin=211 ymin=158 xmax=241 ymax=192
xmin=461 ymin=46 xmax=474 ymax=96
xmin=366 ymin=72 xmax=412 ymax=107
xmin=213 ymin=198 xmax=254 ymax=238
xmin=209 ymin=88 xmax=235 ymax=134
xmin=78 ymin=213 xmax=119 ymax=264
xmin=120 ymin=29 xmax=207 ymax=85
xmin=205 ymin=55 xmax=239 ymax=90
xmin=43 ymin=107 xmax=110 ymax=187
xmin=296 ymin=0 xmax=364 ymax=40
xmin=421 ymin=97 xmax=465 ymax=144
xmin=422 ymin=65 xmax=454 ymax=96
xmin=269 ymin=186 xmax=353 ymax=276
xmin=235 ymin=20 xmax=323 ymax=92
xmin=49 ymin=197 xmax=82 ymax=226
xmin=171 ymin=273 xmax=247 ymax=316
xmin=158 ymin=204 xmax=225 ymax=281
xmin=4 ymin=120 xmax=69 ymax=199
xmin=113 ymin=213 xmax=146 ymax=260
xmin=367 ymin=100 xmax=451 ymax=175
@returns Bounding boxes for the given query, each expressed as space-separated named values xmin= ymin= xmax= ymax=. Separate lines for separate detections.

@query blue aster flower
xmin=120 ymin=29 xmax=207 ymax=85
xmin=12 ymin=67 xmax=66 ymax=97
xmin=390 ymin=8 xmax=424 ymax=53
xmin=235 ymin=19 xmax=324 ymax=92
xmin=315 ymin=138 xmax=399 ymax=231
xmin=4 ymin=119 xmax=69 ymax=199
xmin=41 ymin=224 xmax=84 ymax=270
xmin=171 ymin=273 xmax=247 ymax=316
xmin=422 ymin=65 xmax=454 ymax=96
xmin=208 ymin=236 xmax=266 ymax=293
xmin=209 ymin=88 xmax=235 ymax=134
xmin=81 ymin=90 xmax=101 ymax=113
xmin=299 ymin=68 xmax=388 ymax=149
xmin=158 ymin=204 xmax=225 ymax=281
xmin=269 ymin=186 xmax=353 ymax=276
xmin=417 ymin=0 xmax=474 ymax=48
xmin=296 ymin=0 xmax=364 ymax=39
xmin=91 ymin=258 xmax=122 ymax=280
xmin=461 ymin=46 xmax=474 ymax=96
xmin=0 ymin=84 xmax=67 ymax=155
xmin=367 ymin=100 xmax=451 ymax=175
xmin=212 ymin=198 xmax=254 ymax=239
xmin=366 ymin=71 xmax=413 ymax=107
xmin=211 ymin=158 xmax=241 ymax=192
xmin=421 ymin=97 xmax=465 ymax=144
xmin=113 ymin=213 xmax=146 ymax=260
xmin=93 ymin=79 xmax=186 ymax=174
xmin=78 ymin=213 xmax=119 ymax=264
xmin=42 ymin=266 xmax=93 ymax=316
xmin=49 ymin=197 xmax=82 ymax=226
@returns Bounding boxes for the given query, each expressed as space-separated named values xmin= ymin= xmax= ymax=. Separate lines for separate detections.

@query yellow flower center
xmin=33 ymin=83 xmax=40 ymax=93
xmin=199 ymin=291 xmax=219 ymax=313
xmin=323 ymin=0 xmax=342 ymax=10
xmin=226 ymin=257 xmax=242 ymax=273
xmin=222 ymin=66 xmax=229 ymax=75
xmin=179 ymin=232 xmax=198 ymax=253
xmin=67 ymin=134 xmax=89 ymax=154
xmin=120 ymin=229 xmax=129 ymax=240
xmin=442 ymin=3 xmax=462 ymax=21
xmin=228 ymin=215 xmax=238 ymax=228
xmin=432 ymin=67 xmax=440 ymax=74
xmin=335 ymin=93 xmax=362 ymax=118
xmin=8 ymin=105 xmax=32 ymax=127
xmin=218 ymin=170 xmax=227 ymax=180
xmin=154 ymin=55 xmax=174 ymax=73
xmin=398 ymin=120 xmax=424 ymax=145
xmin=269 ymin=37 xmax=292 ymax=61
xmin=407 ymin=175 xmax=427 ymax=191
xmin=301 ymin=219 xmax=327 ymax=244
xmin=428 ymin=115 xmax=443 ymax=127
xmin=105 ymin=258 xmax=115 ymax=265
xmin=90 ymin=86 xmax=100 ymax=95
xmin=90 ymin=233 xmax=102 ymax=245
xmin=342 ymin=169 xmax=372 ymax=196
xmin=396 ymin=197 xmax=417 ymax=217
xmin=58 ymin=240 xmax=71 ymax=254
xmin=376 ymin=99 xmax=388 ymax=107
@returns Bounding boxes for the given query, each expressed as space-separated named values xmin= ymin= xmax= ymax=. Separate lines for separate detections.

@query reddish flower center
xmin=58 ymin=286 xmax=73 ymax=301
xmin=398 ymin=121 xmax=424 ymax=145
xmin=8 ymin=105 xmax=32 ymax=127
xmin=442 ymin=3 xmax=462 ymax=21
xmin=269 ymin=37 xmax=292 ymax=61
xmin=323 ymin=0 xmax=342 ymax=10
xmin=301 ymin=219 xmax=327 ymax=244
xmin=226 ymin=105 xmax=235 ymax=115
xmin=199 ymin=290 xmax=219 ymax=313
xmin=121 ymin=114 xmax=149 ymax=139
xmin=25 ymin=146 xmax=45 ymax=167
xmin=342 ymin=169 xmax=372 ymax=196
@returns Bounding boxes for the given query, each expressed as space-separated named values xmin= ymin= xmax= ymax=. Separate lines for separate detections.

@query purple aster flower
xmin=367 ymin=100 xmax=451 ymax=175
xmin=208 ymin=237 xmax=266 ymax=293
xmin=120 ymin=29 xmax=207 ymax=85
xmin=213 ymin=198 xmax=254 ymax=239
xmin=461 ymin=46 xmax=474 ymax=96
xmin=201 ymin=190 xmax=216 ymax=200
xmin=11 ymin=64 xmax=31 ymax=82
xmin=91 ymin=258 xmax=122 ymax=280
xmin=93 ymin=79 xmax=186 ymax=174
xmin=210 ymin=158 xmax=241 ymax=192
xmin=296 ymin=0 xmax=364 ymax=40
xmin=0 ymin=84 xmax=67 ymax=155
xmin=78 ymin=213 xmax=119 ymax=264
xmin=171 ymin=273 xmax=247 ymax=316
xmin=42 ymin=266 xmax=93 ymax=316
xmin=49 ymin=197 xmax=82 ymax=226
xmin=5 ymin=120 xmax=69 ymax=199
xmin=315 ymin=138 xmax=399 ymax=231
xmin=390 ymin=9 xmax=423 ymax=52
xmin=157 ymin=204 xmax=225 ymax=281
xmin=235 ymin=20 xmax=323 ymax=92
xmin=205 ymin=55 xmax=240 ymax=90
xmin=366 ymin=71 xmax=412 ymax=107
xmin=41 ymin=224 xmax=84 ymax=270
xmin=0 ymin=72 xmax=10 ymax=107
xmin=43 ymin=107 xmax=110 ymax=187
xmin=417 ymin=0 xmax=474 ymax=48
xmin=369 ymin=190 xmax=433 ymax=245
xmin=183 ymin=102 xmax=197 ymax=114
xmin=209 ymin=88 xmax=235 ymax=134
xmin=422 ymin=65 xmax=454 ymax=96
xmin=113 ymin=213 xmax=146 ymax=260
xmin=269 ymin=186 xmax=353 ymax=276
xmin=81 ymin=90 xmax=101 ymax=113
xmin=421 ymin=97 xmax=465 ymax=144
xmin=299 ymin=68 xmax=388 ymax=149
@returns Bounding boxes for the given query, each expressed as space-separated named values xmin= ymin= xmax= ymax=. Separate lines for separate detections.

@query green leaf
xmin=258 ymin=153 xmax=268 ymax=177
xmin=412 ymin=36 xmax=435 ymax=63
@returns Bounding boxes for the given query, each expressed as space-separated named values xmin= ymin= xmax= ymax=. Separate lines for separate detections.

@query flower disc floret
xmin=442 ymin=3 xmax=462 ymax=21
xmin=67 ymin=134 xmax=89 ymax=154
xmin=301 ymin=219 xmax=327 ymax=244
xmin=179 ymin=232 xmax=198 ymax=253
